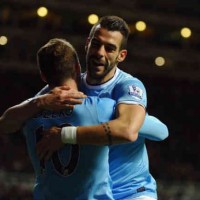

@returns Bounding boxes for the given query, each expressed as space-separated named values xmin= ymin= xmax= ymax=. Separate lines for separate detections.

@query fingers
xmin=63 ymin=98 xmax=83 ymax=105
xmin=51 ymin=86 xmax=87 ymax=98
xmin=46 ymin=87 xmax=87 ymax=110
xmin=62 ymin=91 xmax=87 ymax=99
xmin=58 ymin=94 xmax=86 ymax=108
xmin=36 ymin=127 xmax=63 ymax=161
xmin=65 ymin=104 xmax=74 ymax=109
xmin=37 ymin=141 xmax=52 ymax=161
xmin=50 ymin=86 xmax=71 ymax=93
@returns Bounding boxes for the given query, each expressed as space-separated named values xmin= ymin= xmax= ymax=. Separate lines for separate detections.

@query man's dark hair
xmin=37 ymin=38 xmax=79 ymax=85
xmin=89 ymin=16 xmax=130 ymax=49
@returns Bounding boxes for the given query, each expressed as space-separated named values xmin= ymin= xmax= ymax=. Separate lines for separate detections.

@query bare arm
xmin=77 ymin=104 xmax=145 ymax=145
xmin=36 ymin=104 xmax=146 ymax=160
xmin=0 ymin=86 xmax=86 ymax=134
xmin=0 ymin=99 xmax=41 ymax=134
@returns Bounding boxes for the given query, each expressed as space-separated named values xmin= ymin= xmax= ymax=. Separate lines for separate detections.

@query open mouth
xmin=92 ymin=60 xmax=105 ymax=67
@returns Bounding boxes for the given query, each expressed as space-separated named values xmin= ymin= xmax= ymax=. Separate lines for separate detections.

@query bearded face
xmin=85 ymin=27 xmax=127 ymax=84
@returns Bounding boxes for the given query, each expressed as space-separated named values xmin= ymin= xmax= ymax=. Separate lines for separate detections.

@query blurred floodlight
xmin=135 ymin=21 xmax=146 ymax=31
xmin=37 ymin=7 xmax=48 ymax=17
xmin=0 ymin=36 xmax=8 ymax=45
xmin=155 ymin=56 xmax=165 ymax=67
xmin=180 ymin=27 xmax=192 ymax=38
xmin=88 ymin=14 xmax=99 ymax=25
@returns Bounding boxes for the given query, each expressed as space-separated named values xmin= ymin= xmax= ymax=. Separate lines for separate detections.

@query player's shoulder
xmin=84 ymin=96 xmax=116 ymax=105
xmin=117 ymin=68 xmax=145 ymax=86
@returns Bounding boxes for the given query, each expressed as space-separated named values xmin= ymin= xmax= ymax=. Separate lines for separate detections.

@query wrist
xmin=61 ymin=126 xmax=77 ymax=144
xmin=33 ymin=94 xmax=48 ymax=110
xmin=26 ymin=96 xmax=43 ymax=111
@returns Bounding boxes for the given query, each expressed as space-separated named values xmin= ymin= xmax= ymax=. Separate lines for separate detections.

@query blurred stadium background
xmin=0 ymin=0 xmax=199 ymax=199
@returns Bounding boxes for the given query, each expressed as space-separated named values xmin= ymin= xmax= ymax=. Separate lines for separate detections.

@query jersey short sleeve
xmin=113 ymin=77 xmax=147 ymax=108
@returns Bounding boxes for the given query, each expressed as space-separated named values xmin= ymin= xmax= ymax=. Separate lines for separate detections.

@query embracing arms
xmin=76 ymin=104 xmax=145 ymax=145
xmin=36 ymin=104 xmax=169 ymax=160
xmin=36 ymin=103 xmax=146 ymax=160
xmin=0 ymin=86 xmax=86 ymax=134
xmin=77 ymin=111 xmax=169 ymax=144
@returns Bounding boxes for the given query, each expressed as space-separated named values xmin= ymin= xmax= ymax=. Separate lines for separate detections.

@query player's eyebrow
xmin=92 ymin=38 xmax=117 ymax=51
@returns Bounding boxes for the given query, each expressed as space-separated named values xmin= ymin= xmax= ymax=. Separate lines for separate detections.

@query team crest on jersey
xmin=128 ymin=85 xmax=143 ymax=99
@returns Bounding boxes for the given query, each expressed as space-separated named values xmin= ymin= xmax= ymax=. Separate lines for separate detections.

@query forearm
xmin=0 ymin=86 xmax=86 ymax=135
xmin=76 ymin=119 xmax=137 ymax=145
xmin=75 ymin=107 xmax=144 ymax=145
xmin=0 ymin=98 xmax=42 ymax=134
xmin=36 ymin=105 xmax=145 ymax=161
xmin=139 ymin=115 xmax=169 ymax=141
xmin=64 ymin=104 xmax=144 ymax=145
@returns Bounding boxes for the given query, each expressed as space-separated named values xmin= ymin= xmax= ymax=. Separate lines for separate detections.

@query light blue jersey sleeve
xmin=113 ymin=77 xmax=147 ymax=108
xmin=139 ymin=114 xmax=169 ymax=141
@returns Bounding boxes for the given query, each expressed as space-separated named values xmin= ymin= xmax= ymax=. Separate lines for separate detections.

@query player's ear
xmin=40 ymin=71 xmax=47 ymax=83
xmin=117 ymin=49 xmax=127 ymax=63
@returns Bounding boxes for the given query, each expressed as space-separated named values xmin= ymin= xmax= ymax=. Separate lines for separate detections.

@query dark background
xmin=0 ymin=0 xmax=199 ymax=199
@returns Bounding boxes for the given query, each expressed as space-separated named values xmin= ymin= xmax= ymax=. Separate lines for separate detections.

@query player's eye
xmin=91 ymin=40 xmax=100 ymax=47
xmin=105 ymin=45 xmax=116 ymax=53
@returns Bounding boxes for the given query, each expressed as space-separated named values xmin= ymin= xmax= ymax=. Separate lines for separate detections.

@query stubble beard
xmin=86 ymin=59 xmax=116 ymax=83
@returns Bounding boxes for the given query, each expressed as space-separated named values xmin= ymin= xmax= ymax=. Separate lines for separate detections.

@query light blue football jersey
xmin=80 ymin=68 xmax=157 ymax=200
xmin=23 ymin=88 xmax=116 ymax=200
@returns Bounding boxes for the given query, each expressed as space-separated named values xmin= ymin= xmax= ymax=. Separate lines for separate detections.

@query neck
xmin=49 ymin=78 xmax=78 ymax=90
xmin=86 ymin=67 xmax=117 ymax=85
